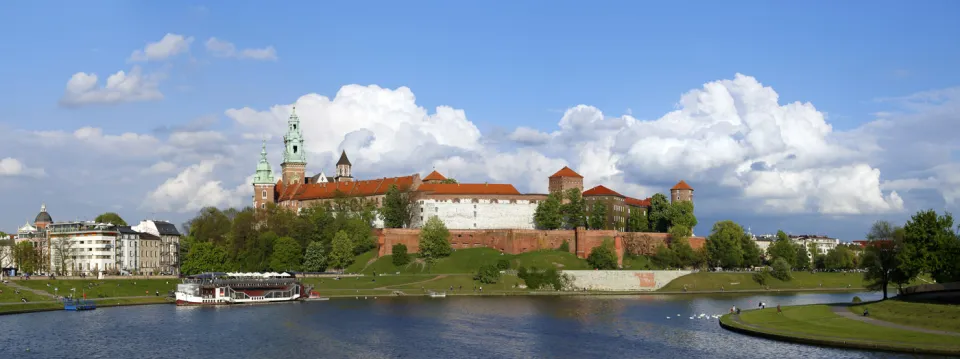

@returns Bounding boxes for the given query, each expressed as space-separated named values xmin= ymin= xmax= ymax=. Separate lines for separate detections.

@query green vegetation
xmin=93 ymin=212 xmax=127 ymax=226
xmin=16 ymin=279 xmax=176 ymax=298
xmin=358 ymin=247 xmax=589 ymax=275
xmin=517 ymin=267 xmax=569 ymax=290
xmin=659 ymin=271 xmax=865 ymax=292
xmin=418 ymin=216 xmax=452 ymax=267
xmin=474 ymin=265 xmax=500 ymax=284
xmin=329 ymin=230 xmax=355 ymax=271
xmin=0 ymin=283 xmax=49 ymax=302
xmin=392 ymin=244 xmax=410 ymax=267
xmin=302 ymin=241 xmax=327 ymax=272
xmin=379 ymin=184 xmax=415 ymax=228
xmin=344 ymin=250 xmax=377 ymax=273
xmin=723 ymin=304 xmax=960 ymax=353
xmin=586 ymin=240 xmax=617 ymax=269
xmin=771 ymin=258 xmax=792 ymax=281
xmin=850 ymin=299 xmax=960 ymax=333
xmin=0 ymin=296 xmax=171 ymax=315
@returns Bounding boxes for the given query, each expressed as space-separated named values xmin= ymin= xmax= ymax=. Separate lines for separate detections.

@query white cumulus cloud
xmin=205 ymin=37 xmax=278 ymax=61
xmin=59 ymin=66 xmax=164 ymax=107
xmin=0 ymin=158 xmax=45 ymax=178
xmin=143 ymin=159 xmax=250 ymax=213
xmin=129 ymin=33 xmax=194 ymax=62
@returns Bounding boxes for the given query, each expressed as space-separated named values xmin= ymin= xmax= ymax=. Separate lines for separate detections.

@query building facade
xmin=131 ymin=220 xmax=182 ymax=275
xmin=47 ymin=221 xmax=119 ymax=275
xmin=253 ymin=108 xmax=693 ymax=230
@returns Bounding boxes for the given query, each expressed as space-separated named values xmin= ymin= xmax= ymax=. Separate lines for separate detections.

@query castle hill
xmin=3 ymin=4 xmax=959 ymax=357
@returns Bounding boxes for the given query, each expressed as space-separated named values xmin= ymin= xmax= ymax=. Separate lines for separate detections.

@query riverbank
xmin=0 ymin=297 xmax=171 ymax=315
xmin=719 ymin=301 xmax=960 ymax=355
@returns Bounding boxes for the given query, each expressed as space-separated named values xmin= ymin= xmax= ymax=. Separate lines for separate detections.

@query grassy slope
xmin=0 ymin=283 xmax=49 ymax=303
xmin=344 ymin=250 xmax=378 ymax=273
xmin=16 ymin=279 xmax=177 ymax=298
xmin=730 ymin=304 xmax=960 ymax=349
xmin=359 ymin=248 xmax=588 ymax=275
xmin=658 ymin=272 xmax=866 ymax=292
xmin=850 ymin=299 xmax=960 ymax=333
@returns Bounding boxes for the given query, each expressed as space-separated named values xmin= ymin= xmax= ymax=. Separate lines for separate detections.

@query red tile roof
xmin=549 ymin=166 xmax=583 ymax=179
xmin=672 ymin=180 xmax=693 ymax=190
xmin=281 ymin=175 xmax=417 ymax=201
xmin=582 ymin=185 xmax=624 ymax=197
xmin=625 ymin=196 xmax=650 ymax=207
xmin=417 ymin=183 xmax=521 ymax=195
xmin=423 ymin=170 xmax=447 ymax=181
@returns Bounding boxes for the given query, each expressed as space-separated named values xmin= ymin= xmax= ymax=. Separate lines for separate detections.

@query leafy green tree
xmin=94 ymin=212 xmax=127 ymax=226
xmin=862 ymin=220 xmax=902 ymax=299
xmin=12 ymin=241 xmax=39 ymax=273
xmin=900 ymin=210 xmax=958 ymax=283
xmin=767 ymin=231 xmax=797 ymax=268
xmin=269 ymin=236 xmax=302 ymax=271
xmin=825 ymin=246 xmax=856 ymax=270
xmin=667 ymin=201 xmax=697 ymax=231
xmin=627 ymin=208 xmax=649 ymax=232
xmin=739 ymin=234 xmax=763 ymax=268
xmin=392 ymin=243 xmax=410 ymax=267
xmin=771 ymin=257 xmax=792 ymax=281
xmin=418 ymin=216 xmax=452 ymax=267
xmin=380 ymin=184 xmax=412 ymax=228
xmin=705 ymin=220 xmax=745 ymax=269
xmin=795 ymin=243 xmax=811 ymax=270
xmin=474 ymin=264 xmax=501 ymax=284
xmin=439 ymin=178 xmax=458 ymax=184
xmin=180 ymin=240 xmax=229 ymax=275
xmin=534 ymin=193 xmax=563 ymax=230
xmin=588 ymin=201 xmax=607 ymax=230
xmin=653 ymin=244 xmax=679 ymax=268
xmin=187 ymin=207 xmax=233 ymax=245
xmin=302 ymin=241 xmax=327 ymax=272
xmin=239 ymin=231 xmax=277 ymax=271
xmin=560 ymin=188 xmax=587 ymax=229
xmin=496 ymin=259 xmax=511 ymax=270
xmin=647 ymin=193 xmax=671 ymax=232
xmin=328 ymin=230 xmax=355 ymax=272
xmin=669 ymin=225 xmax=696 ymax=267
xmin=587 ymin=240 xmax=618 ymax=269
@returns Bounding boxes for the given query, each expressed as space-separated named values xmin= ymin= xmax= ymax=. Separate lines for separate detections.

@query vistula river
xmin=0 ymin=291 xmax=947 ymax=358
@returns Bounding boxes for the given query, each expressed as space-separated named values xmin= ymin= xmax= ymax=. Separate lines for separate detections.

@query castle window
xmin=262 ymin=189 xmax=267 ymax=199
xmin=260 ymin=203 xmax=265 ymax=209
xmin=293 ymin=145 xmax=298 ymax=154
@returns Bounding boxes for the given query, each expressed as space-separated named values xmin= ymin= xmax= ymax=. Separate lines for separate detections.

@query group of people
xmin=730 ymin=302 xmax=782 ymax=315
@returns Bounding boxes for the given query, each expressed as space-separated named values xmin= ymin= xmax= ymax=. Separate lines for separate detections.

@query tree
xmin=739 ymin=234 xmax=763 ymax=268
xmin=795 ymin=243 xmax=811 ymax=270
xmin=94 ymin=212 xmax=127 ymax=226
xmin=380 ymin=184 xmax=412 ymax=228
xmin=900 ymin=210 xmax=958 ymax=283
xmin=392 ymin=243 xmax=410 ymax=267
xmin=669 ymin=225 xmax=696 ymax=267
xmin=767 ymin=231 xmax=797 ymax=268
xmin=440 ymin=178 xmax=458 ymax=184
xmin=180 ymin=240 xmax=229 ymax=275
xmin=418 ymin=216 xmax=452 ymax=267
xmin=474 ymin=264 xmax=501 ymax=284
xmin=646 ymin=193 xmax=671 ymax=232
xmin=269 ymin=236 xmax=302 ymax=271
xmin=667 ymin=201 xmax=697 ymax=231
xmin=302 ymin=241 xmax=327 ymax=272
xmin=705 ymin=220 xmax=745 ymax=269
xmin=50 ymin=236 xmax=74 ymax=275
xmin=824 ymin=246 xmax=856 ymax=270
xmin=653 ymin=244 xmax=679 ymax=269
xmin=187 ymin=207 xmax=233 ymax=245
xmin=12 ymin=242 xmax=39 ymax=274
xmin=560 ymin=188 xmax=586 ymax=229
xmin=534 ymin=193 xmax=563 ymax=230
xmin=588 ymin=201 xmax=607 ymax=230
xmin=627 ymin=208 xmax=649 ymax=232
xmin=587 ymin=241 xmax=618 ymax=269
xmin=328 ymin=230 xmax=355 ymax=272
xmin=862 ymin=220 xmax=901 ymax=299
xmin=771 ymin=258 xmax=792 ymax=281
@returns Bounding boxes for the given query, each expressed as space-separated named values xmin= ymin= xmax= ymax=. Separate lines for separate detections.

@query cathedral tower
xmin=335 ymin=150 xmax=353 ymax=182
xmin=253 ymin=140 xmax=276 ymax=210
xmin=281 ymin=106 xmax=307 ymax=186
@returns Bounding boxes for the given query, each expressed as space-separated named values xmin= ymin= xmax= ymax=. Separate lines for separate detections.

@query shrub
xmin=392 ymin=244 xmax=410 ymax=267
xmin=752 ymin=270 xmax=769 ymax=285
xmin=852 ymin=296 xmax=862 ymax=303
xmin=587 ymin=244 xmax=618 ymax=270
xmin=558 ymin=240 xmax=570 ymax=252
xmin=516 ymin=266 xmax=568 ymax=290
xmin=474 ymin=265 xmax=501 ymax=284
xmin=496 ymin=259 xmax=511 ymax=270
xmin=771 ymin=258 xmax=792 ymax=281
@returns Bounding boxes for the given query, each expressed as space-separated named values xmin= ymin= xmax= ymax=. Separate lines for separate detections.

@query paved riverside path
xmin=829 ymin=305 xmax=960 ymax=337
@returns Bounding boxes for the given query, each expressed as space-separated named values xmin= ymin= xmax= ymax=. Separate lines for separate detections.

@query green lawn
xmin=389 ymin=274 xmax=526 ymax=293
xmin=659 ymin=272 xmax=866 ymax=292
xmin=358 ymin=248 xmax=588 ymax=275
xmin=343 ymin=250 xmax=379 ymax=273
xmin=621 ymin=255 xmax=659 ymax=270
xmin=727 ymin=304 xmax=960 ymax=350
xmin=850 ymin=299 xmax=960 ymax=333
xmin=0 ymin=283 xmax=49 ymax=303
xmin=0 ymin=296 xmax=171 ymax=315
xmin=16 ymin=279 xmax=177 ymax=298
xmin=303 ymin=275 xmax=436 ymax=290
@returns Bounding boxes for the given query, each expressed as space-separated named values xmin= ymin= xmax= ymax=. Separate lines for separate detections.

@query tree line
xmin=533 ymin=190 xmax=697 ymax=235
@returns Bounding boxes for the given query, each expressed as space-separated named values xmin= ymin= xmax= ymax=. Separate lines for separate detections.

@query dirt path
xmin=375 ymin=275 xmax=448 ymax=290
xmin=2 ymin=281 xmax=56 ymax=299
xmin=829 ymin=305 xmax=960 ymax=337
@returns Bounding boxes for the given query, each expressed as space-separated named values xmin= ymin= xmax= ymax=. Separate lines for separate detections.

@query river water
xmin=0 ymin=291 xmax=946 ymax=359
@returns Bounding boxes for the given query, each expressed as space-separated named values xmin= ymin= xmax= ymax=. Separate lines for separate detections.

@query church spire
xmin=253 ymin=139 xmax=275 ymax=184
xmin=282 ymin=105 xmax=306 ymax=164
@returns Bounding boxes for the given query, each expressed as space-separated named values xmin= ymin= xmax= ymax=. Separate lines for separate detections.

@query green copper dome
xmin=253 ymin=140 xmax=275 ymax=184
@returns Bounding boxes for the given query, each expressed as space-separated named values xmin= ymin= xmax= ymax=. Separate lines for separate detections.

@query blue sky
xmin=1 ymin=1 xmax=959 ymax=240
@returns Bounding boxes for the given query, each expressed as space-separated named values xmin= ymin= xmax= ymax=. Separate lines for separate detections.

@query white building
xmin=115 ymin=226 xmax=141 ymax=274
xmin=131 ymin=220 xmax=182 ymax=275
xmin=47 ymin=221 xmax=118 ymax=275
xmin=412 ymin=198 xmax=538 ymax=229
xmin=790 ymin=235 xmax=841 ymax=256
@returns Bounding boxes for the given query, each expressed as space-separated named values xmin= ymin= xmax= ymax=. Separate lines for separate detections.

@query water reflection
xmin=0 ymin=291 xmax=948 ymax=359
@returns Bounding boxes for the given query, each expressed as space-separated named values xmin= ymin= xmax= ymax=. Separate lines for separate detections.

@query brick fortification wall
xmin=375 ymin=228 xmax=706 ymax=267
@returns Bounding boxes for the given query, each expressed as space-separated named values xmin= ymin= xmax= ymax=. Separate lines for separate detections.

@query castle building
xmin=252 ymin=108 xmax=693 ymax=230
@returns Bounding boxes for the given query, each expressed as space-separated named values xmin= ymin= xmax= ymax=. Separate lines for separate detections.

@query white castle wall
xmin=563 ymin=270 xmax=693 ymax=291
xmin=411 ymin=199 xmax=537 ymax=230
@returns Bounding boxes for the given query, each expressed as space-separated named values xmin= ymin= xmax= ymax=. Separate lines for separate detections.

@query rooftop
xmin=549 ymin=166 xmax=583 ymax=179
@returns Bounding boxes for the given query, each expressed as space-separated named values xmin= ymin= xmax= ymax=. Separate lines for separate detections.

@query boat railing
xmin=183 ymin=278 xmax=297 ymax=287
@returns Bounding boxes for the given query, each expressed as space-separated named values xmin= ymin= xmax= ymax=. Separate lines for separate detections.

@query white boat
xmin=428 ymin=291 xmax=447 ymax=298
xmin=175 ymin=273 xmax=304 ymax=306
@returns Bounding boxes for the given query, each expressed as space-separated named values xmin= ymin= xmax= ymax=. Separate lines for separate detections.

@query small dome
xmin=35 ymin=209 xmax=53 ymax=224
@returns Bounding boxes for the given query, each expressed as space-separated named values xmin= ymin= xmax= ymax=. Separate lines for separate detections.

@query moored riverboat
xmin=175 ymin=272 xmax=305 ymax=306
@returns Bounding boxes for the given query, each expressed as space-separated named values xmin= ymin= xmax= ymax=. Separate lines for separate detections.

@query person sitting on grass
xmin=863 ymin=308 xmax=869 ymax=317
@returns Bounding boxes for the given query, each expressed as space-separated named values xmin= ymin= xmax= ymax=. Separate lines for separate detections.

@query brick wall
xmin=376 ymin=228 xmax=705 ymax=267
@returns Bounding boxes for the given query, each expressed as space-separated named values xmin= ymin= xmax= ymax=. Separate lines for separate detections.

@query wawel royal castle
xmin=252 ymin=108 xmax=693 ymax=230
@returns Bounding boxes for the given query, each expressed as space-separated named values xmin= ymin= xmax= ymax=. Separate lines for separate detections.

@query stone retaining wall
xmin=562 ymin=270 xmax=693 ymax=291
